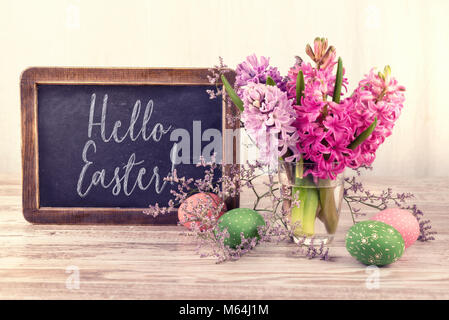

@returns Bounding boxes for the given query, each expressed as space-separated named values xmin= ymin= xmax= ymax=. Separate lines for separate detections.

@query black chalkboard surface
xmin=21 ymin=68 xmax=239 ymax=224
xmin=38 ymin=84 xmax=222 ymax=208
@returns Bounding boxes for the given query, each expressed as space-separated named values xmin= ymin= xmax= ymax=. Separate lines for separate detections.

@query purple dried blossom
xmin=145 ymin=155 xmax=434 ymax=264
xmin=343 ymin=167 xmax=435 ymax=241
xmin=207 ymin=58 xmax=241 ymax=127
xmin=293 ymin=237 xmax=331 ymax=261
xmin=206 ymin=56 xmax=230 ymax=99
xmin=144 ymin=155 xmax=332 ymax=263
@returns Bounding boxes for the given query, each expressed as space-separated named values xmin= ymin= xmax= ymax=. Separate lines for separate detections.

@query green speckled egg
xmin=216 ymin=208 xmax=266 ymax=249
xmin=345 ymin=220 xmax=405 ymax=266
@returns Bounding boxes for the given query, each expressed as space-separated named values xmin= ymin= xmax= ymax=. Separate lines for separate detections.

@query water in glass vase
xmin=278 ymin=160 xmax=344 ymax=246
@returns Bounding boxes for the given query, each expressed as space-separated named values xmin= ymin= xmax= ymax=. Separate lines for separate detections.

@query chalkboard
xmin=21 ymin=68 xmax=239 ymax=224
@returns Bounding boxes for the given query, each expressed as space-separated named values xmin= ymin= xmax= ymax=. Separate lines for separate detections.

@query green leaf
xmin=296 ymin=71 xmax=305 ymax=106
xmin=221 ymin=74 xmax=244 ymax=112
xmin=332 ymin=57 xmax=343 ymax=103
xmin=266 ymin=76 xmax=276 ymax=86
xmin=348 ymin=117 xmax=377 ymax=150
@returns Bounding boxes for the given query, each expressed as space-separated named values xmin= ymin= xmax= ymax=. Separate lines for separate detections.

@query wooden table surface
xmin=0 ymin=175 xmax=448 ymax=300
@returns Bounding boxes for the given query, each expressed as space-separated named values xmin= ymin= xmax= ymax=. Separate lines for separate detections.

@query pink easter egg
xmin=371 ymin=208 xmax=419 ymax=248
xmin=178 ymin=193 xmax=227 ymax=230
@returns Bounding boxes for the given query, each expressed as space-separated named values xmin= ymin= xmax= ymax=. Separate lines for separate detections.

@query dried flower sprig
xmin=143 ymin=56 xmax=433 ymax=264
xmin=293 ymin=237 xmax=330 ymax=261
xmin=144 ymin=153 xmax=330 ymax=262
xmin=343 ymin=167 xmax=436 ymax=241
xmin=206 ymin=56 xmax=229 ymax=99
xmin=144 ymin=155 xmax=434 ymax=263
xmin=206 ymin=57 xmax=240 ymax=127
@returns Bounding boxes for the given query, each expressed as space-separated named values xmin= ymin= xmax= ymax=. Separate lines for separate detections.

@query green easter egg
xmin=216 ymin=208 xmax=265 ymax=249
xmin=346 ymin=220 xmax=405 ymax=266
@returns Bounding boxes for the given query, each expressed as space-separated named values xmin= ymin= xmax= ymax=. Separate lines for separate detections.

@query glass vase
xmin=278 ymin=160 xmax=344 ymax=246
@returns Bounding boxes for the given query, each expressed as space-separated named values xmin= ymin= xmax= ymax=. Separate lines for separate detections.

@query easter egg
xmin=345 ymin=220 xmax=405 ymax=266
xmin=216 ymin=208 xmax=266 ymax=249
xmin=371 ymin=208 xmax=419 ymax=248
xmin=178 ymin=193 xmax=227 ymax=230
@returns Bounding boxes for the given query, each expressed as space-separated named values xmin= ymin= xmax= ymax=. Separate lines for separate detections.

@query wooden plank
xmin=0 ymin=176 xmax=448 ymax=299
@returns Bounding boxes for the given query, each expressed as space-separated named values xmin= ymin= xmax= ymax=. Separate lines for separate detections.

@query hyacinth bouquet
xmin=145 ymin=44 xmax=433 ymax=262
xmin=221 ymin=37 xmax=406 ymax=243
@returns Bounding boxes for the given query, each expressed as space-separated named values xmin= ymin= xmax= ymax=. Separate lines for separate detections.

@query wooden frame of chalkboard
xmin=20 ymin=67 xmax=240 ymax=224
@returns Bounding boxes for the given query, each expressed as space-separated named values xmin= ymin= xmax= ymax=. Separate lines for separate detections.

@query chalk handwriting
xmin=88 ymin=93 xmax=172 ymax=144
xmin=78 ymin=93 xmax=174 ymax=198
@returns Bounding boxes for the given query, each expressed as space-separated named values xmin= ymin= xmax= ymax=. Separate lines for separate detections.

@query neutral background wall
xmin=1 ymin=0 xmax=448 ymax=178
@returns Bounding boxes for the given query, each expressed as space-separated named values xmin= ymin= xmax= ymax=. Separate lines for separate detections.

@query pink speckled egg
xmin=371 ymin=208 xmax=419 ymax=248
xmin=178 ymin=193 xmax=227 ymax=230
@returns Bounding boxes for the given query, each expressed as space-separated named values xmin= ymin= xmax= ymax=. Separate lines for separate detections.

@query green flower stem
xmin=314 ymin=56 xmax=343 ymax=234
xmin=278 ymin=156 xmax=295 ymax=220
xmin=344 ymin=196 xmax=357 ymax=224
xmin=252 ymin=188 xmax=279 ymax=210
xmin=291 ymin=160 xmax=319 ymax=237
xmin=345 ymin=196 xmax=387 ymax=210
xmin=317 ymin=180 xmax=339 ymax=234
